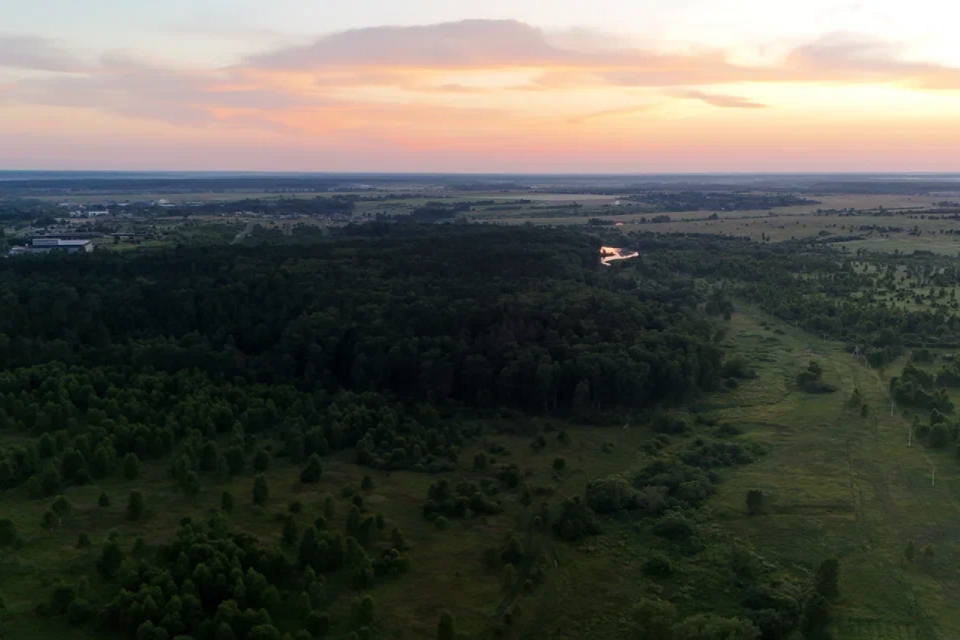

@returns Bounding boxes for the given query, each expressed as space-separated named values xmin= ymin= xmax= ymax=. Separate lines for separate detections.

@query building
xmin=30 ymin=238 xmax=94 ymax=253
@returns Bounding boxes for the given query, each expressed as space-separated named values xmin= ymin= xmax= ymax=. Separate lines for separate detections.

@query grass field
xmin=711 ymin=310 xmax=960 ymax=640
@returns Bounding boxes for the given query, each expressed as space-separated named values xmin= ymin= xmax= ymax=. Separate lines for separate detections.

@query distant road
xmin=231 ymin=222 xmax=254 ymax=245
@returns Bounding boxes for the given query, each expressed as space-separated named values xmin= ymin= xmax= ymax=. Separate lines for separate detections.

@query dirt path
xmin=230 ymin=222 xmax=254 ymax=245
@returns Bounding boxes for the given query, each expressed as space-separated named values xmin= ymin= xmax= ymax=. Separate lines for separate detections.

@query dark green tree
xmin=300 ymin=454 xmax=323 ymax=484
xmin=815 ymin=558 xmax=840 ymax=600
xmin=127 ymin=490 xmax=145 ymax=521
xmin=123 ymin=453 xmax=141 ymax=480
xmin=96 ymin=540 xmax=125 ymax=578
xmin=252 ymin=474 xmax=269 ymax=505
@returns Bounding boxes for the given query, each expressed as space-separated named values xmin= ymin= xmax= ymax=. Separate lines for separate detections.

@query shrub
xmin=123 ymin=453 xmax=141 ymax=480
xmin=221 ymin=491 xmax=234 ymax=514
xmin=552 ymin=498 xmax=601 ymax=541
xmin=96 ymin=540 xmax=124 ymax=578
xmin=473 ymin=452 xmax=489 ymax=470
xmin=253 ymin=474 xmax=270 ymax=505
xmin=644 ymin=553 xmax=674 ymax=577
xmin=746 ymin=489 xmax=765 ymax=515
xmin=300 ymin=454 xmax=323 ymax=484
xmin=653 ymin=512 xmax=697 ymax=541
xmin=0 ymin=518 xmax=18 ymax=546
xmin=126 ymin=491 xmax=145 ymax=521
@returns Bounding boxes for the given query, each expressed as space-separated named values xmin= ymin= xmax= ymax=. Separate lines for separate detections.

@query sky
xmin=2 ymin=0 xmax=960 ymax=172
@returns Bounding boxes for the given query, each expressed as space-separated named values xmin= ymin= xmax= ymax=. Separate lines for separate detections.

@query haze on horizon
xmin=2 ymin=0 xmax=960 ymax=173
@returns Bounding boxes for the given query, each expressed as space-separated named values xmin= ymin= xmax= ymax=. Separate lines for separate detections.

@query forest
xmin=0 ymin=224 xmax=856 ymax=640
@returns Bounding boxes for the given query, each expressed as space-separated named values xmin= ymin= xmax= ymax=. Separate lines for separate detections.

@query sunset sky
xmin=3 ymin=0 xmax=960 ymax=172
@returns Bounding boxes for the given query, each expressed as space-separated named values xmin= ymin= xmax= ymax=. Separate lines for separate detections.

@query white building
xmin=30 ymin=238 xmax=94 ymax=253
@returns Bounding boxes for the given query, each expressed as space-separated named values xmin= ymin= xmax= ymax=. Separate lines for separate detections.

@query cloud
xmin=246 ymin=20 xmax=960 ymax=90
xmin=783 ymin=32 xmax=960 ymax=89
xmin=568 ymin=104 xmax=660 ymax=124
xmin=4 ymin=53 xmax=322 ymax=129
xmin=248 ymin=20 xmax=563 ymax=69
xmin=671 ymin=89 xmax=768 ymax=109
xmin=0 ymin=35 xmax=86 ymax=72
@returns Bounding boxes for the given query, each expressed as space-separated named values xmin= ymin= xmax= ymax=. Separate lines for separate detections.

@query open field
xmin=712 ymin=310 xmax=960 ymax=640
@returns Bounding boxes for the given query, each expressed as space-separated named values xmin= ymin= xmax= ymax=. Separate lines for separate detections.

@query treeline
xmin=625 ymin=191 xmax=817 ymax=212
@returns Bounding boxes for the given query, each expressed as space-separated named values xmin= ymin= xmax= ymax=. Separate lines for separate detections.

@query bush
xmin=305 ymin=610 xmax=330 ymax=637
xmin=77 ymin=532 xmax=91 ymax=548
xmin=123 ymin=453 xmax=141 ymax=480
xmin=746 ymin=489 xmax=765 ymax=515
xmin=0 ymin=518 xmax=17 ymax=546
xmin=552 ymin=457 xmax=566 ymax=471
xmin=66 ymin=597 xmax=93 ymax=625
xmin=98 ymin=492 xmax=110 ymax=507
xmin=221 ymin=491 xmax=234 ymax=514
xmin=552 ymin=498 xmax=601 ymax=541
xmin=434 ymin=516 xmax=449 ymax=531
xmin=126 ymin=491 xmax=145 ymax=521
xmin=253 ymin=474 xmax=270 ymax=505
xmin=96 ymin=540 xmax=124 ymax=578
xmin=300 ymin=454 xmax=323 ymax=484
xmin=644 ymin=553 xmax=674 ymax=577
xmin=473 ymin=452 xmax=489 ymax=470
xmin=653 ymin=512 xmax=697 ymax=541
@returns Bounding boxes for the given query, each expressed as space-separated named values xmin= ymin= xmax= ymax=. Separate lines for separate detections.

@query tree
xmin=905 ymin=540 xmax=915 ymax=562
xmin=745 ymin=489 xmax=765 ymax=515
xmin=815 ymin=558 xmax=840 ymax=600
xmin=184 ymin=471 xmax=201 ymax=496
xmin=137 ymin=621 xmax=170 ymax=640
xmin=671 ymin=613 xmax=760 ymax=640
xmin=96 ymin=540 xmax=125 ymax=578
xmin=253 ymin=474 xmax=269 ymax=505
xmin=247 ymin=624 xmax=281 ymax=640
xmin=253 ymin=447 xmax=270 ymax=473
xmin=41 ymin=509 xmax=60 ymax=533
xmin=323 ymin=495 xmax=335 ymax=519
xmin=217 ymin=456 xmax=232 ymax=483
xmin=300 ymin=454 xmax=323 ymax=484
xmin=222 ymin=491 xmax=235 ymax=514
xmin=361 ymin=475 xmax=375 ymax=490
xmin=552 ymin=457 xmax=566 ymax=471
xmin=437 ymin=611 xmax=455 ymax=640
xmin=572 ymin=380 xmax=592 ymax=416
xmin=0 ymin=518 xmax=17 ymax=546
xmin=52 ymin=495 xmax=72 ymax=518
xmin=127 ymin=490 xmax=145 ymax=521
xmin=124 ymin=453 xmax=141 ymax=480
xmin=305 ymin=610 xmax=329 ymax=638
xmin=350 ymin=595 xmax=376 ymax=630
xmin=98 ymin=492 xmax=111 ymax=507
xmin=282 ymin=517 xmax=299 ymax=547
xmin=801 ymin=595 xmax=831 ymax=640
xmin=631 ymin=597 xmax=677 ymax=640
xmin=473 ymin=452 xmax=488 ymax=470
xmin=39 ymin=465 xmax=61 ymax=497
